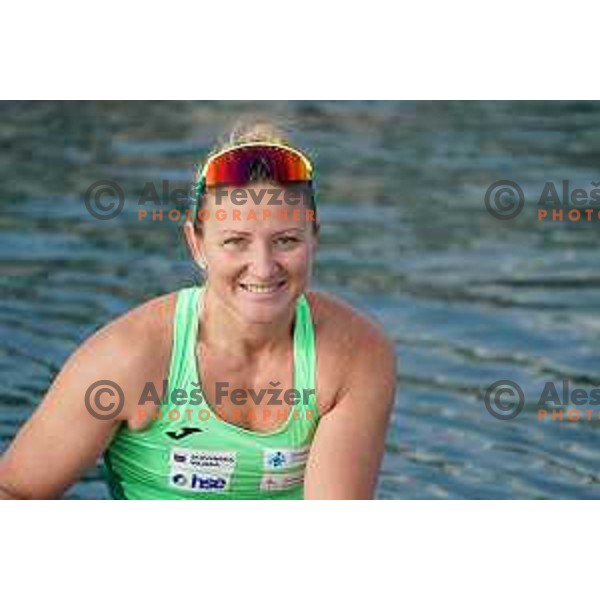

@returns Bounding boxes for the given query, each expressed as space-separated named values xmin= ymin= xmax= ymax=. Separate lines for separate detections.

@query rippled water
xmin=1 ymin=101 xmax=599 ymax=499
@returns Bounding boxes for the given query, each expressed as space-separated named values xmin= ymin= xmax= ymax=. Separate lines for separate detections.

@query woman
xmin=0 ymin=122 xmax=397 ymax=499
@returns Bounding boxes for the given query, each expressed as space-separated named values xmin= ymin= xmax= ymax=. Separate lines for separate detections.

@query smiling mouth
xmin=239 ymin=281 xmax=286 ymax=294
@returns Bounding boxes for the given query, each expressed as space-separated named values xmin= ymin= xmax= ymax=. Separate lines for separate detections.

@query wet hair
xmin=191 ymin=118 xmax=319 ymax=234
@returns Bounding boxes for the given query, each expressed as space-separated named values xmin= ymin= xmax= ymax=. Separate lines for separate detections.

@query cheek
xmin=286 ymin=246 xmax=314 ymax=272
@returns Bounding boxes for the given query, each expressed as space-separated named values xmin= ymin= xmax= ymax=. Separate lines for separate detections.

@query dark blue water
xmin=1 ymin=101 xmax=599 ymax=499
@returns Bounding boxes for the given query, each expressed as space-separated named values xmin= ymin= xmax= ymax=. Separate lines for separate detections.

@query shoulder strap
xmin=166 ymin=286 xmax=203 ymax=393
xmin=293 ymin=294 xmax=319 ymax=417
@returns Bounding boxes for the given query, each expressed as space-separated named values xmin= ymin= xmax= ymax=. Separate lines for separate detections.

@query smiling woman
xmin=0 ymin=118 xmax=397 ymax=500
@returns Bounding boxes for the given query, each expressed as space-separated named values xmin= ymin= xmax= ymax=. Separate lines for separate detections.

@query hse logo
xmin=170 ymin=471 xmax=230 ymax=492
xmin=189 ymin=474 xmax=227 ymax=490
xmin=263 ymin=446 xmax=310 ymax=471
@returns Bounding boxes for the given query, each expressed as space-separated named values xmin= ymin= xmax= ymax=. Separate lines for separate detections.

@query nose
xmin=249 ymin=241 xmax=280 ymax=280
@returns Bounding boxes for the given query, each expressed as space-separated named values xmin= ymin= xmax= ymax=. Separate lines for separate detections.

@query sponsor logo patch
xmin=263 ymin=446 xmax=310 ymax=471
xmin=166 ymin=427 xmax=203 ymax=440
xmin=260 ymin=472 xmax=305 ymax=492
xmin=168 ymin=448 xmax=236 ymax=492
xmin=169 ymin=470 xmax=230 ymax=492
xmin=170 ymin=448 xmax=237 ymax=474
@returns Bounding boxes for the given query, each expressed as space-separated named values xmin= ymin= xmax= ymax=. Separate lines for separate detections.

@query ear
xmin=183 ymin=221 xmax=207 ymax=269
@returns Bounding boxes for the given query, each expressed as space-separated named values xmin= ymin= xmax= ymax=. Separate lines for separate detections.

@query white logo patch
xmin=169 ymin=469 xmax=231 ymax=492
xmin=168 ymin=449 xmax=236 ymax=492
xmin=263 ymin=446 xmax=310 ymax=471
xmin=260 ymin=472 xmax=304 ymax=492
xmin=170 ymin=448 xmax=237 ymax=474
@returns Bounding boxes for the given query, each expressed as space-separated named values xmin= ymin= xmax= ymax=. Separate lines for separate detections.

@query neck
xmin=200 ymin=285 xmax=295 ymax=359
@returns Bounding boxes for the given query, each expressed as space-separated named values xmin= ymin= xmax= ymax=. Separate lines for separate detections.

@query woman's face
xmin=186 ymin=181 xmax=318 ymax=324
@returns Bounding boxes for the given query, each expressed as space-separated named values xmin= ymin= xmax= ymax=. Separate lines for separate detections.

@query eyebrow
xmin=220 ymin=230 xmax=251 ymax=236
xmin=272 ymin=228 xmax=304 ymax=235
xmin=219 ymin=228 xmax=305 ymax=236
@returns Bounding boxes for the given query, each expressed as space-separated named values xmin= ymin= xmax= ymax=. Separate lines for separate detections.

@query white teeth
xmin=240 ymin=282 xmax=284 ymax=294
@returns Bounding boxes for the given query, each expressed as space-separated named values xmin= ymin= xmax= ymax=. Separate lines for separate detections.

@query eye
xmin=274 ymin=236 xmax=300 ymax=247
xmin=223 ymin=237 xmax=247 ymax=247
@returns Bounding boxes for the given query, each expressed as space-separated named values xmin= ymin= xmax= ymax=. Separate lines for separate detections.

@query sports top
xmin=103 ymin=285 xmax=320 ymax=499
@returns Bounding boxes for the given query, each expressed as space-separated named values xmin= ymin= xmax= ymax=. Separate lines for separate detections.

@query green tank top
xmin=103 ymin=285 xmax=320 ymax=499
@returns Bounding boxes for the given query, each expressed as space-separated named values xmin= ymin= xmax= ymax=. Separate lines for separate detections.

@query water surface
xmin=1 ymin=101 xmax=599 ymax=499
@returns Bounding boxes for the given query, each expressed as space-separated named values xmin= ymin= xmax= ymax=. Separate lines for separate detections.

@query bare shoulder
xmin=77 ymin=291 xmax=176 ymax=366
xmin=304 ymin=290 xmax=396 ymax=411
xmin=305 ymin=289 xmax=394 ymax=354
xmin=59 ymin=291 xmax=178 ymax=420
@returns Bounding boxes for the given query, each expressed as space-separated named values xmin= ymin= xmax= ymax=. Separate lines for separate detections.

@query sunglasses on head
xmin=195 ymin=142 xmax=314 ymax=198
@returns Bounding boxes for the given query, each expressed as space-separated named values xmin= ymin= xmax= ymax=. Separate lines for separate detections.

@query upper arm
xmin=0 ymin=297 xmax=172 ymax=499
xmin=304 ymin=318 xmax=397 ymax=500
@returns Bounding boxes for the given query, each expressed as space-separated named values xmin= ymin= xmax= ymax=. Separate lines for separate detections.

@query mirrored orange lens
xmin=203 ymin=145 xmax=312 ymax=187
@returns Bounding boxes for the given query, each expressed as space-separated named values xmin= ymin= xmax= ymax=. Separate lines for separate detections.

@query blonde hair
xmin=225 ymin=117 xmax=291 ymax=148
